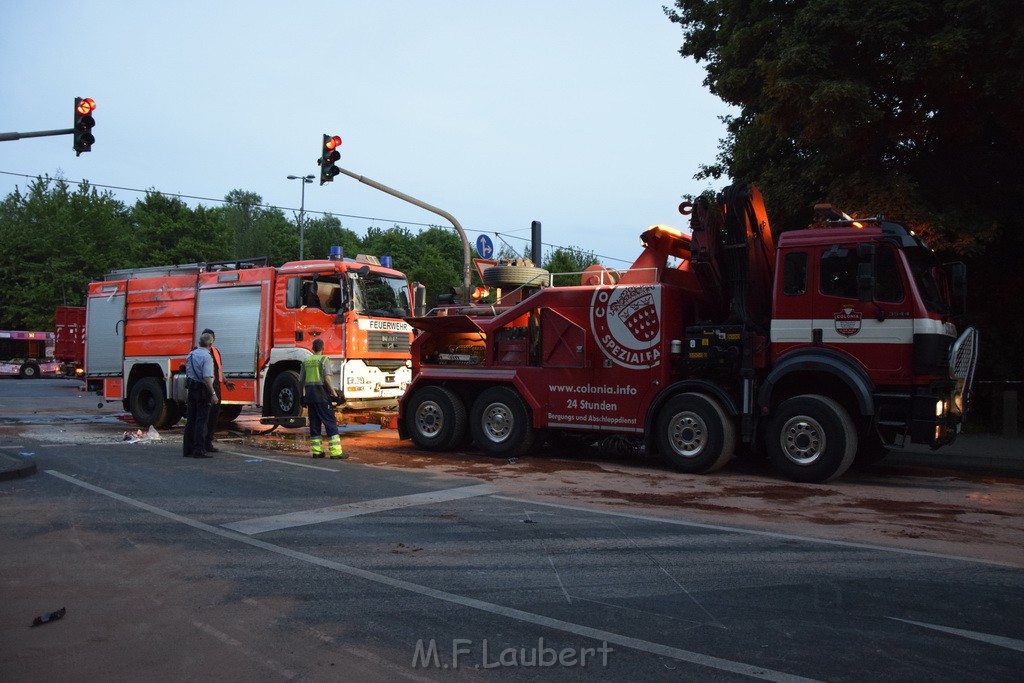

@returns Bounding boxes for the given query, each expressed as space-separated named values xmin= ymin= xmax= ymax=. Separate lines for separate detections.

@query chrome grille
xmin=367 ymin=331 xmax=410 ymax=353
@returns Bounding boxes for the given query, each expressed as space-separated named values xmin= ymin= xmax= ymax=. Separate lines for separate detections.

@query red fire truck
xmin=85 ymin=251 xmax=416 ymax=429
xmin=54 ymin=306 xmax=86 ymax=377
xmin=398 ymin=184 xmax=979 ymax=483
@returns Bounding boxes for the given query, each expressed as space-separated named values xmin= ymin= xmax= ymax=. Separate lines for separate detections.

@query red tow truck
xmin=398 ymin=184 xmax=978 ymax=483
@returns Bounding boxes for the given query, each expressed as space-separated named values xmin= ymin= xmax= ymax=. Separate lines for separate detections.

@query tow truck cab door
xmin=809 ymin=239 xmax=915 ymax=376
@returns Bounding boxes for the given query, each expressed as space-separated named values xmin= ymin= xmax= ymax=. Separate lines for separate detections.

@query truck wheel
xmin=655 ymin=393 xmax=736 ymax=473
xmin=129 ymin=377 xmax=176 ymax=429
xmin=766 ymin=394 xmax=857 ymax=483
xmin=470 ymin=386 xmax=539 ymax=458
xmin=269 ymin=371 xmax=302 ymax=418
xmin=406 ymin=386 xmax=467 ymax=451
xmin=19 ymin=363 xmax=40 ymax=379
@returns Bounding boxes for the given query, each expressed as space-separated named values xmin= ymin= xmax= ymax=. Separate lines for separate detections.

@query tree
xmin=665 ymin=0 xmax=1022 ymax=250
xmin=301 ymin=214 xmax=361 ymax=262
xmin=407 ymin=245 xmax=461 ymax=305
xmin=130 ymin=191 xmax=232 ymax=266
xmin=0 ymin=176 xmax=133 ymax=329
xmin=543 ymin=246 xmax=599 ymax=287
xmin=222 ymin=190 xmax=297 ymax=265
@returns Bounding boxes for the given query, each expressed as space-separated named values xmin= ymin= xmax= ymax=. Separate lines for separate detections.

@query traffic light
xmin=73 ymin=97 xmax=96 ymax=156
xmin=318 ymin=134 xmax=341 ymax=184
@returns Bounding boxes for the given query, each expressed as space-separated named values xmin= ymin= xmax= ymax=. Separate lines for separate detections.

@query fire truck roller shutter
xmin=195 ymin=285 xmax=262 ymax=375
xmin=85 ymin=292 xmax=126 ymax=375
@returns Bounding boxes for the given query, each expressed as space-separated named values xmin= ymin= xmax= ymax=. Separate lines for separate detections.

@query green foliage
xmin=0 ymin=177 xmax=133 ymax=329
xmin=130 ymin=191 xmax=232 ymax=266
xmin=222 ymin=189 xmax=297 ymax=265
xmin=301 ymin=214 xmax=360 ymax=262
xmin=665 ymin=0 xmax=1021 ymax=252
xmin=543 ymin=246 xmax=599 ymax=287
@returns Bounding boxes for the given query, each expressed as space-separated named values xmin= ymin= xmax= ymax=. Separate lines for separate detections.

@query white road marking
xmin=492 ymin=495 xmax=1022 ymax=568
xmin=0 ymin=445 xmax=25 ymax=450
xmin=224 ymin=451 xmax=337 ymax=472
xmin=888 ymin=617 xmax=1024 ymax=653
xmin=222 ymin=484 xmax=497 ymax=535
xmin=45 ymin=470 xmax=819 ymax=682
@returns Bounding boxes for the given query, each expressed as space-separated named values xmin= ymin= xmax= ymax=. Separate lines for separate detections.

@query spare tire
xmin=482 ymin=263 xmax=549 ymax=288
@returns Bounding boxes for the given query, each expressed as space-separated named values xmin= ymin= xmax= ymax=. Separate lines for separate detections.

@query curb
xmin=0 ymin=451 xmax=38 ymax=481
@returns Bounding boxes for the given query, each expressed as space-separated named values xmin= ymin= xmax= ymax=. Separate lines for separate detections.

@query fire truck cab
xmin=86 ymin=252 xmax=414 ymax=429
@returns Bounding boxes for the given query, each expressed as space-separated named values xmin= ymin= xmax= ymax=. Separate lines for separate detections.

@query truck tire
xmin=766 ymin=394 xmax=858 ymax=483
xmin=470 ymin=386 xmax=540 ymax=458
xmin=655 ymin=393 xmax=736 ymax=473
xmin=217 ymin=404 xmax=244 ymax=424
xmin=19 ymin=363 xmax=40 ymax=379
xmin=481 ymin=264 xmax=549 ymax=288
xmin=406 ymin=386 xmax=467 ymax=451
xmin=269 ymin=371 xmax=302 ymax=418
xmin=129 ymin=376 xmax=177 ymax=429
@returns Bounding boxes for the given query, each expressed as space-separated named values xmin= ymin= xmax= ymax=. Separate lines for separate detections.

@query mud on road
xmin=7 ymin=414 xmax=1024 ymax=568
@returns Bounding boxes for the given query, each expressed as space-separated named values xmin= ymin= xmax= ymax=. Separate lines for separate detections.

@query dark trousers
xmin=184 ymin=389 xmax=212 ymax=456
xmin=205 ymin=389 xmax=221 ymax=448
xmin=307 ymin=401 xmax=339 ymax=438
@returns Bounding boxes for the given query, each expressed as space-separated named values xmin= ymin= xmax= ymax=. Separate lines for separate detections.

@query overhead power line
xmin=0 ymin=169 xmax=635 ymax=265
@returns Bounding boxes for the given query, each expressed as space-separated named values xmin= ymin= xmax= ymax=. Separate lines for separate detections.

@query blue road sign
xmin=476 ymin=234 xmax=494 ymax=259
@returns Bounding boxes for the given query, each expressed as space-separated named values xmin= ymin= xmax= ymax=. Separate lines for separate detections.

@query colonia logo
xmin=591 ymin=285 xmax=662 ymax=369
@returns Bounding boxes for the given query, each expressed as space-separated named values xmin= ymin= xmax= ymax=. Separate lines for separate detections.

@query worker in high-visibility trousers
xmin=300 ymin=338 xmax=346 ymax=459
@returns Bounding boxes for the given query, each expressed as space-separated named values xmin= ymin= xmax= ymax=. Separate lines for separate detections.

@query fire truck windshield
xmin=904 ymin=247 xmax=950 ymax=315
xmin=350 ymin=272 xmax=409 ymax=319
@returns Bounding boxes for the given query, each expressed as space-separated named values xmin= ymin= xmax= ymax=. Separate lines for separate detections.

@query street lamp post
xmin=287 ymin=174 xmax=315 ymax=260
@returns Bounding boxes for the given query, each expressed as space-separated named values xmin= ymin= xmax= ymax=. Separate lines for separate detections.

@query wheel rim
xmin=779 ymin=415 xmax=826 ymax=465
xmin=667 ymin=411 xmax=706 ymax=458
xmin=415 ymin=400 xmax=444 ymax=437
xmin=480 ymin=402 xmax=513 ymax=443
xmin=279 ymin=387 xmax=295 ymax=413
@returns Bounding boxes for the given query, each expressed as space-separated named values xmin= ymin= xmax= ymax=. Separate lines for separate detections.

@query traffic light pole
xmin=0 ymin=128 xmax=75 ymax=142
xmin=335 ymin=166 xmax=472 ymax=302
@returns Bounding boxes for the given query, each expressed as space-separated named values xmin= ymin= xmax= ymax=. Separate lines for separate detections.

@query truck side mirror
xmin=950 ymin=262 xmax=966 ymax=299
xmin=857 ymin=261 xmax=874 ymax=302
xmin=949 ymin=261 xmax=967 ymax=314
xmin=414 ymin=283 xmax=427 ymax=318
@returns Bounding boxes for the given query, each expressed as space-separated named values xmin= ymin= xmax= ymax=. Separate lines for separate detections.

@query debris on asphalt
xmin=507 ymin=457 xmax=518 ymax=465
xmin=31 ymin=607 xmax=66 ymax=627
xmin=123 ymin=425 xmax=161 ymax=444
xmin=17 ymin=452 xmax=35 ymax=458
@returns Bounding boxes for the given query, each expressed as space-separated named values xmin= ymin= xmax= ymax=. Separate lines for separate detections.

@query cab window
xmin=285 ymin=275 xmax=343 ymax=314
xmin=782 ymin=252 xmax=807 ymax=295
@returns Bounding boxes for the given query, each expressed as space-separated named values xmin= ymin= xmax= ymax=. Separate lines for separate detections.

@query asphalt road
xmin=1 ymin=380 xmax=1023 ymax=681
